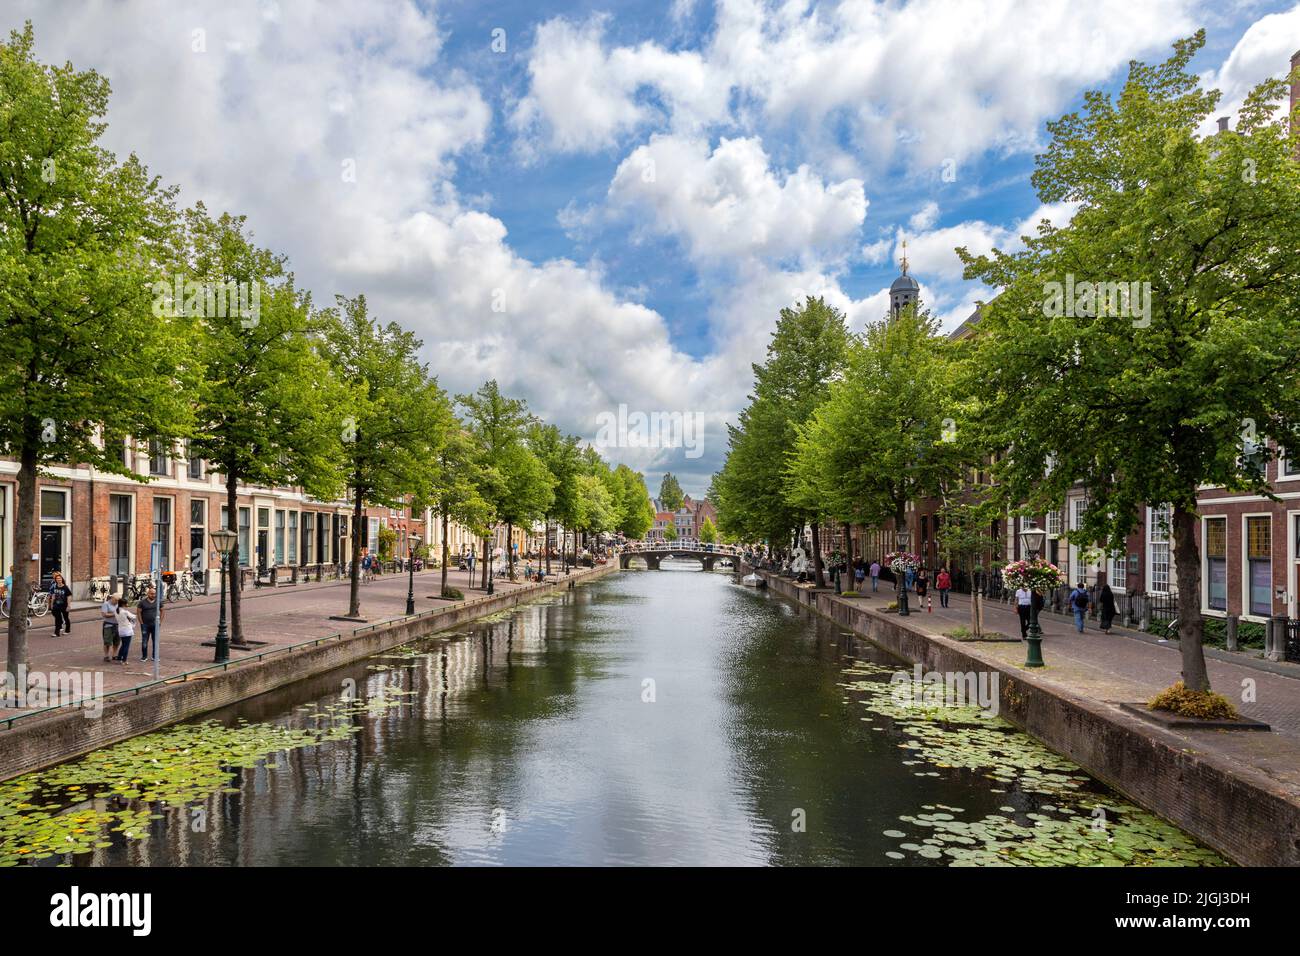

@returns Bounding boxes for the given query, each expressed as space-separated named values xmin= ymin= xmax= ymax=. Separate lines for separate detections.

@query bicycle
xmin=162 ymin=571 xmax=195 ymax=603
xmin=1 ymin=584 xmax=49 ymax=622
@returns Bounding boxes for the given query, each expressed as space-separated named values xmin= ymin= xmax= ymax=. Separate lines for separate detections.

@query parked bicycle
xmin=162 ymin=571 xmax=195 ymax=603
xmin=0 ymin=583 xmax=51 ymax=622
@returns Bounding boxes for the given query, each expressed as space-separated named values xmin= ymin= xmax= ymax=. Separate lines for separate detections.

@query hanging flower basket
xmin=1002 ymin=558 xmax=1067 ymax=592
xmin=884 ymin=551 xmax=923 ymax=574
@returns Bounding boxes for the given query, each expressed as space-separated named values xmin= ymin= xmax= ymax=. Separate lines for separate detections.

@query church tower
xmin=890 ymin=239 xmax=920 ymax=318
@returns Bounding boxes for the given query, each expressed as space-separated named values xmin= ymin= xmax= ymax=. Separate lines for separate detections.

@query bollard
xmin=1225 ymin=615 xmax=1239 ymax=652
xmin=1270 ymin=615 xmax=1288 ymax=662
xmin=927 ymin=596 xmax=932 ymax=613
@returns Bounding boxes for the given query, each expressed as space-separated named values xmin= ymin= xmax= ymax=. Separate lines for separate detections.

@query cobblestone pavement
xmin=0 ymin=562 xmax=585 ymax=714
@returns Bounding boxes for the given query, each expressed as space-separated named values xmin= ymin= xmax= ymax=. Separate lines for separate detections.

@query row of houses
xmin=647 ymin=495 xmax=717 ymax=544
xmin=0 ymin=440 xmax=534 ymax=599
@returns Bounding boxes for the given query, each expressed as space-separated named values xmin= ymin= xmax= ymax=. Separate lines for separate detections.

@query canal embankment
xmin=0 ymin=562 xmax=619 ymax=782
xmin=752 ymin=567 xmax=1300 ymax=866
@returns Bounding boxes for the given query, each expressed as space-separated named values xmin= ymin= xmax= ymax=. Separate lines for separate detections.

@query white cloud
xmin=1197 ymin=4 xmax=1300 ymax=134
xmin=608 ymin=134 xmax=867 ymax=264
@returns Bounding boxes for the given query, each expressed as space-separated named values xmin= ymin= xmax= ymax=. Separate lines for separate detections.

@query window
xmin=109 ymin=495 xmax=132 ymax=576
xmin=1148 ymin=505 xmax=1171 ymax=594
xmin=301 ymin=512 xmax=315 ymax=564
xmin=238 ymin=507 xmax=251 ymax=567
xmin=1282 ymin=450 xmax=1300 ymax=478
xmin=40 ymin=489 xmax=68 ymax=521
xmin=1046 ymin=510 xmax=1062 ymax=536
xmin=149 ymin=441 xmax=170 ymax=476
xmin=189 ymin=500 xmax=206 ymax=577
xmin=1205 ymin=518 xmax=1227 ymax=612
xmin=152 ymin=497 xmax=172 ymax=569
xmin=1246 ymin=516 xmax=1271 ymax=617
xmin=186 ymin=440 xmax=204 ymax=479
xmin=368 ymin=517 xmax=380 ymax=554
xmin=288 ymin=511 xmax=298 ymax=564
xmin=1109 ymin=552 xmax=1127 ymax=589
xmin=274 ymin=510 xmax=285 ymax=565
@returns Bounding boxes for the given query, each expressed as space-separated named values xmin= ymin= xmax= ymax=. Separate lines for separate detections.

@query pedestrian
xmin=47 ymin=570 xmax=72 ymax=636
xmin=936 ymin=567 xmax=952 ymax=608
xmin=100 ymin=593 xmax=120 ymax=662
xmin=138 ymin=585 xmax=162 ymax=661
xmin=869 ymin=560 xmax=881 ymax=592
xmin=1069 ymin=581 xmax=1091 ymax=633
xmin=114 ymin=599 xmax=137 ymax=664
xmin=915 ymin=570 xmax=929 ymax=601
xmin=1 ymin=565 xmax=12 ymax=617
xmin=1097 ymin=583 xmax=1116 ymax=633
xmin=905 ymin=566 xmax=915 ymax=593
xmin=1015 ymin=586 xmax=1033 ymax=639
xmin=853 ymin=561 xmax=866 ymax=592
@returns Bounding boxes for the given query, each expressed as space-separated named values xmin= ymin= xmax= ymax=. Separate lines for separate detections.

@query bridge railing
xmin=618 ymin=542 xmax=742 ymax=556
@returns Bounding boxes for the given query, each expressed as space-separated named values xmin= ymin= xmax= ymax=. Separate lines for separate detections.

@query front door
xmin=256 ymin=530 xmax=269 ymax=571
xmin=39 ymin=525 xmax=63 ymax=588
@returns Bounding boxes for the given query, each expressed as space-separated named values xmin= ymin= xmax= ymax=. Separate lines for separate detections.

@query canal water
xmin=2 ymin=563 xmax=1224 ymax=866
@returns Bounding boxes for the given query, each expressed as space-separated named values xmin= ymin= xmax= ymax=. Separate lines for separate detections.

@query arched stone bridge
xmin=618 ymin=542 xmax=742 ymax=572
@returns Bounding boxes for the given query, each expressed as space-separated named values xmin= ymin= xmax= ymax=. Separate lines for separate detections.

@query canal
xmin=2 ymin=564 xmax=1223 ymax=866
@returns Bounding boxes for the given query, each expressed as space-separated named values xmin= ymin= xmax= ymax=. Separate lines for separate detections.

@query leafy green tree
xmin=699 ymin=517 xmax=718 ymax=544
xmin=427 ymin=428 xmax=494 ymax=598
xmin=320 ymin=294 xmax=452 ymax=617
xmin=0 ymin=24 xmax=194 ymax=668
xmin=662 ymin=524 xmax=678 ymax=542
xmin=528 ymin=422 xmax=582 ymax=574
xmin=713 ymin=297 xmax=850 ymax=584
xmin=958 ymin=33 xmax=1300 ymax=694
xmin=457 ymin=380 xmax=534 ymax=586
xmin=658 ymin=472 xmax=685 ymax=511
xmin=612 ymin=464 xmax=655 ymax=539
xmin=935 ymin=496 xmax=1000 ymax=637
xmin=791 ymin=307 xmax=967 ymax=552
xmin=497 ymin=441 xmax=556 ymax=579
xmin=184 ymin=205 xmax=346 ymax=643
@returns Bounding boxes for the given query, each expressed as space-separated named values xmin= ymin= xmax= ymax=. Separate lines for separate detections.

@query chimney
xmin=1217 ymin=116 xmax=1230 ymax=132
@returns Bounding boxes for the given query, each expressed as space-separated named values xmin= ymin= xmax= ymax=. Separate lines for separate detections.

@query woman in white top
xmin=114 ymin=602 xmax=138 ymax=664
xmin=1015 ymin=588 xmax=1033 ymax=639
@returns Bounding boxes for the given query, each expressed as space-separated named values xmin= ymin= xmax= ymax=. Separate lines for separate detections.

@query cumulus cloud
xmin=607 ymin=134 xmax=867 ymax=264
xmin=1197 ymin=4 xmax=1300 ymax=134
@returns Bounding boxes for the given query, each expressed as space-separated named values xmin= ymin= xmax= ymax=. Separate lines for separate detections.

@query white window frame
xmin=1109 ymin=551 xmax=1127 ymax=589
xmin=1147 ymin=504 xmax=1171 ymax=595
xmin=1201 ymin=515 xmax=1228 ymax=618
xmin=1278 ymin=447 xmax=1300 ymax=482
xmin=1241 ymin=511 xmax=1273 ymax=622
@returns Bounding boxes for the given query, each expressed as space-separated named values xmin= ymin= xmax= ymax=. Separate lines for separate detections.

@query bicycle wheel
xmin=30 ymin=599 xmax=48 ymax=618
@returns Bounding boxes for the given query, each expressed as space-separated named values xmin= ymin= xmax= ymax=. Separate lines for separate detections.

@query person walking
xmin=114 ymin=600 xmax=137 ymax=664
xmin=935 ymin=567 xmax=952 ymax=608
xmin=915 ymin=570 xmax=929 ymax=603
xmin=853 ymin=561 xmax=866 ymax=592
xmin=1097 ymin=583 xmax=1117 ymax=634
xmin=138 ymin=585 xmax=162 ymax=661
xmin=1069 ymin=582 xmax=1091 ymax=633
xmin=100 ymin=593 xmax=120 ymax=662
xmin=1015 ymin=586 xmax=1033 ymax=639
xmin=47 ymin=571 xmax=72 ymax=636
xmin=869 ymin=560 xmax=881 ymax=593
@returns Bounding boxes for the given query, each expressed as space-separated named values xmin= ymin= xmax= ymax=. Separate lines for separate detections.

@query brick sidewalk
xmin=1 ymin=562 xmax=584 ymax=714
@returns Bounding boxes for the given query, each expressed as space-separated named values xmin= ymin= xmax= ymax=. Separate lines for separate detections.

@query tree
xmin=0 ymin=24 xmax=195 ymax=670
xmin=957 ymin=32 xmax=1300 ymax=694
xmin=935 ymin=496 xmax=999 ymax=637
xmin=183 ymin=205 xmax=346 ymax=644
xmin=663 ymin=524 xmax=678 ymax=542
xmin=528 ymin=422 xmax=582 ymax=574
xmin=714 ymin=297 xmax=850 ymax=585
xmin=658 ymin=472 xmax=684 ymax=511
xmin=699 ymin=517 xmax=718 ymax=544
xmin=457 ymin=381 xmax=535 ymax=586
xmin=427 ymin=428 xmax=493 ymax=597
xmin=612 ymin=464 xmax=655 ymax=539
xmin=791 ymin=306 xmax=967 ymax=553
xmin=320 ymin=294 xmax=452 ymax=618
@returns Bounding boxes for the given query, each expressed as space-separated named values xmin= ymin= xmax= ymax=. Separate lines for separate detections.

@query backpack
xmin=1072 ymin=588 xmax=1090 ymax=609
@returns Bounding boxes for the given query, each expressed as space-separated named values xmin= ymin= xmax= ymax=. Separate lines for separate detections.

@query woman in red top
xmin=935 ymin=567 xmax=952 ymax=608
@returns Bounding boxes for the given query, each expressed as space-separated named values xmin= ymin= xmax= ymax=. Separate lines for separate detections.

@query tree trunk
xmin=348 ymin=487 xmax=363 ymax=617
xmin=545 ymin=521 xmax=552 ymax=575
xmin=225 ymin=476 xmax=244 ymax=643
xmin=843 ymin=522 xmax=853 ymax=567
xmin=7 ymin=443 xmax=38 ymax=675
xmin=1172 ymin=504 xmax=1211 ymax=692
xmin=810 ymin=522 xmax=826 ymax=588
xmin=506 ymin=521 xmax=515 ymax=581
xmin=440 ymin=511 xmax=450 ymax=597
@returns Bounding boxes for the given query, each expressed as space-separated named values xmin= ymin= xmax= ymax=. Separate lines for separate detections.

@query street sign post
xmin=149 ymin=542 xmax=162 ymax=681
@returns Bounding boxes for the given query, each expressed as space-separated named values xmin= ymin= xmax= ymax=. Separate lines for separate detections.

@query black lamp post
xmin=487 ymin=535 xmax=495 ymax=595
xmin=210 ymin=528 xmax=237 ymax=663
xmin=1020 ymin=523 xmax=1048 ymax=668
xmin=896 ymin=529 xmax=912 ymax=616
xmin=405 ymin=541 xmax=416 ymax=615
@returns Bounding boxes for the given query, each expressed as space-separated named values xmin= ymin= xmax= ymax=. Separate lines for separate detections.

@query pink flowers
xmin=884 ymin=551 xmax=923 ymax=573
xmin=1002 ymin=558 xmax=1067 ymax=591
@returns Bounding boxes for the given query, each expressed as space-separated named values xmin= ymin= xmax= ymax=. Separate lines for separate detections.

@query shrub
xmin=440 ymin=587 xmax=464 ymax=601
xmin=945 ymin=625 xmax=971 ymax=638
xmin=885 ymin=601 xmax=898 ymax=612
xmin=840 ymin=590 xmax=860 ymax=598
xmin=1148 ymin=682 xmax=1239 ymax=720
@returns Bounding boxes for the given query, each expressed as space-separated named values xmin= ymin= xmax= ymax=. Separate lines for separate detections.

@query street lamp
xmin=895 ymin=529 xmax=912 ymax=617
xmin=1019 ymin=523 xmax=1048 ymax=668
xmin=405 ymin=541 xmax=416 ymax=615
xmin=210 ymin=528 xmax=237 ymax=663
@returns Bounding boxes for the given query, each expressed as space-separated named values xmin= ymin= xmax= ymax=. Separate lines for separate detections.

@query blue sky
xmin=14 ymin=0 xmax=1300 ymax=496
